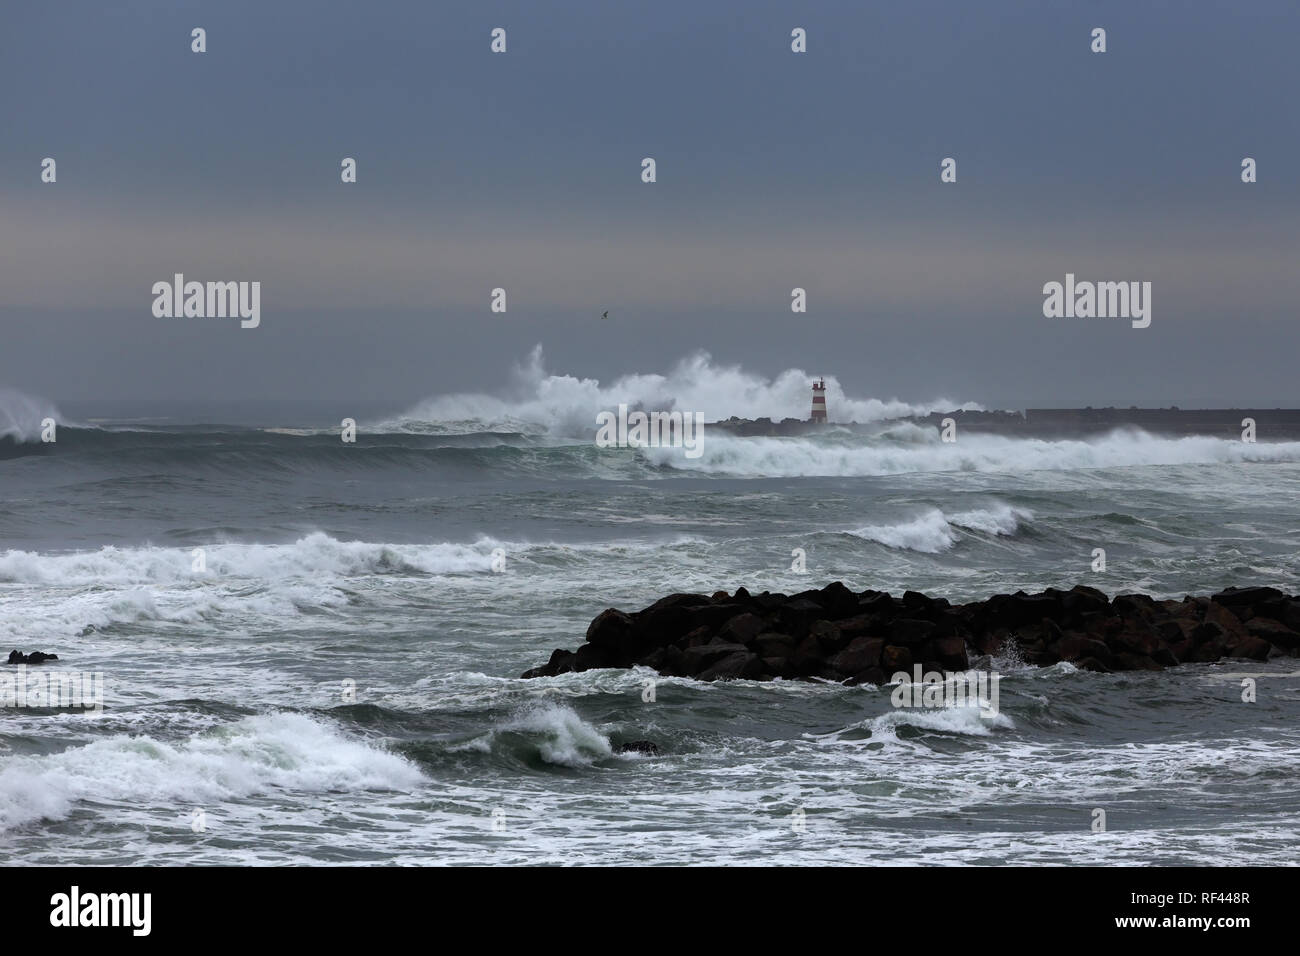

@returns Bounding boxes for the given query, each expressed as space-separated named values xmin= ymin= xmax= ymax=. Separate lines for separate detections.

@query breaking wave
xmin=848 ymin=504 xmax=1032 ymax=553
xmin=376 ymin=346 xmax=980 ymax=437
xmin=0 ymin=531 xmax=500 ymax=587
xmin=648 ymin=430 xmax=1300 ymax=478
xmin=0 ymin=712 xmax=423 ymax=830
xmin=454 ymin=702 xmax=614 ymax=768
xmin=0 ymin=388 xmax=62 ymax=443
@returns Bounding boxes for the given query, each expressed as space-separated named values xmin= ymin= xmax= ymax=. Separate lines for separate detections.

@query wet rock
xmin=808 ymin=619 xmax=847 ymax=654
xmin=7 ymin=650 xmax=58 ymax=665
xmin=696 ymin=650 xmax=762 ymax=682
xmin=681 ymin=642 xmax=750 ymax=672
xmin=1227 ymin=634 xmax=1272 ymax=661
xmin=682 ymin=626 xmax=714 ymax=648
xmin=530 ymin=648 xmax=575 ymax=676
xmin=889 ymin=618 xmax=935 ymax=646
xmin=1057 ymin=634 xmax=1113 ymax=667
xmin=1246 ymin=616 xmax=1300 ymax=649
xmin=770 ymin=598 xmax=826 ymax=637
xmin=719 ymin=612 xmax=766 ymax=645
xmin=573 ymin=643 xmax=614 ymax=672
xmin=616 ymin=740 xmax=661 ymax=756
xmin=1212 ymin=586 xmax=1285 ymax=607
xmin=846 ymin=666 xmax=886 ymax=687
xmin=817 ymin=581 xmax=860 ymax=617
xmin=831 ymin=636 xmax=884 ymax=677
xmin=761 ymin=656 xmax=797 ymax=679
xmin=881 ymin=644 xmax=913 ymax=672
xmin=929 ymin=635 xmax=969 ymax=671
xmin=751 ymin=632 xmax=797 ymax=658
xmin=586 ymin=609 xmax=637 ymax=657
xmin=520 ymin=582 xmax=1300 ymax=681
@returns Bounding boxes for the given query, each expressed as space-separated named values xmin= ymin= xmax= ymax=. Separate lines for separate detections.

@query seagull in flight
xmin=601 ymin=310 xmax=609 ymax=320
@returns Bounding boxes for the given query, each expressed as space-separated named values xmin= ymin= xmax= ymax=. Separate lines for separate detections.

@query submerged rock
xmin=521 ymin=582 xmax=1300 ymax=682
xmin=7 ymin=649 xmax=59 ymax=664
xmin=616 ymin=740 xmax=661 ymax=756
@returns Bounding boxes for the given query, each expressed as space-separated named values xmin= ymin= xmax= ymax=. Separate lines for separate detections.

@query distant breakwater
xmin=711 ymin=408 xmax=1300 ymax=439
xmin=521 ymin=583 xmax=1300 ymax=683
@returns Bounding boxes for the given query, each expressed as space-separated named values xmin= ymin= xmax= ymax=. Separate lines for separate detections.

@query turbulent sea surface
xmin=3 ymin=366 xmax=1300 ymax=866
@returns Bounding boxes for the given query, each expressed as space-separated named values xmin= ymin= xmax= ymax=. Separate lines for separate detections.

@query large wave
xmin=377 ymin=346 xmax=981 ymax=437
xmin=0 ymin=531 xmax=499 ymax=588
xmin=0 ymin=388 xmax=62 ymax=443
xmin=641 ymin=429 xmax=1300 ymax=478
xmin=452 ymin=701 xmax=616 ymax=768
xmin=848 ymin=504 xmax=1032 ymax=554
xmin=0 ymin=532 xmax=708 ymax=640
xmin=0 ymin=712 xmax=423 ymax=831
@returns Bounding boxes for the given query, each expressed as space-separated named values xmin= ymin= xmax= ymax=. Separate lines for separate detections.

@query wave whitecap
xmin=0 ymin=531 xmax=499 ymax=588
xmin=868 ymin=702 xmax=1015 ymax=738
xmin=644 ymin=429 xmax=1300 ymax=478
xmin=455 ymin=702 xmax=614 ymax=768
xmin=848 ymin=503 xmax=1032 ymax=553
xmin=0 ymin=712 xmax=423 ymax=831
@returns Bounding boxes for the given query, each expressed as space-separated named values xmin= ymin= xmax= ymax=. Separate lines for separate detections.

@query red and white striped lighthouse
xmin=810 ymin=378 xmax=828 ymax=423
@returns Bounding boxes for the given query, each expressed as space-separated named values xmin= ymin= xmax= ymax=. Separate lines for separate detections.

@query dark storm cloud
xmin=1 ymin=0 xmax=1296 ymax=408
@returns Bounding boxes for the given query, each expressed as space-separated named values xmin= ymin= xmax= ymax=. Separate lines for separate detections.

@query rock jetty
xmin=521 ymin=583 xmax=1300 ymax=683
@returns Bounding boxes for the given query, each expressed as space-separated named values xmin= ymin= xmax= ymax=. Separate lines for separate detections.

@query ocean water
xmin=3 ymin=364 xmax=1300 ymax=866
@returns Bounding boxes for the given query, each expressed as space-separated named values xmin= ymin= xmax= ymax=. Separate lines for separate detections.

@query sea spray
xmin=379 ymin=347 xmax=980 ymax=437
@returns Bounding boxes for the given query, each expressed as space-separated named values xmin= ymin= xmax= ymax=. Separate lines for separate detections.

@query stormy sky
xmin=1 ymin=0 xmax=1297 ymax=413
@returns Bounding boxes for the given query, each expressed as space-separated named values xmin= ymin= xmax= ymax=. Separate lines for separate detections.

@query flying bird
xmin=601 ymin=311 xmax=609 ymax=320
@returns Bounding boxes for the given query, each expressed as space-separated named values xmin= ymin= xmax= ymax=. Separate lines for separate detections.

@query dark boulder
xmin=770 ymin=598 xmax=828 ymax=636
xmin=7 ymin=650 xmax=58 ymax=665
xmin=719 ymin=612 xmax=766 ymax=645
xmin=751 ymin=632 xmax=797 ymax=658
xmin=817 ymin=581 xmax=860 ymax=617
xmin=616 ymin=740 xmax=661 ymax=756
xmin=1212 ymin=586 xmax=1286 ymax=607
xmin=1057 ymin=634 xmax=1113 ymax=667
xmin=671 ymin=602 xmax=749 ymax=631
xmin=881 ymin=644 xmax=913 ymax=672
xmin=889 ymin=618 xmax=935 ymax=646
xmin=696 ymin=650 xmax=763 ymax=682
xmin=928 ymin=635 xmax=969 ymax=671
xmin=808 ymin=619 xmax=847 ymax=654
xmin=681 ymin=642 xmax=750 ymax=674
xmin=831 ymin=636 xmax=884 ymax=677
xmin=858 ymin=592 xmax=896 ymax=614
xmin=1227 ymin=634 xmax=1272 ymax=661
xmin=1245 ymin=616 xmax=1300 ymax=649
xmin=573 ymin=643 xmax=614 ymax=672
xmin=585 ymin=609 xmax=638 ymax=656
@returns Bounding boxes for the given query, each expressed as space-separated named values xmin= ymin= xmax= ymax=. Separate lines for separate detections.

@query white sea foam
xmin=644 ymin=429 xmax=1300 ymax=478
xmin=0 ymin=712 xmax=423 ymax=831
xmin=0 ymin=532 xmax=724 ymax=642
xmin=867 ymin=701 xmax=1016 ymax=738
xmin=848 ymin=504 xmax=1031 ymax=553
xmin=0 ymin=532 xmax=498 ymax=588
xmin=811 ymin=701 xmax=1015 ymax=746
xmin=0 ymin=533 xmax=505 ymax=641
xmin=497 ymin=701 xmax=613 ymax=767
xmin=377 ymin=347 xmax=978 ymax=436
xmin=451 ymin=702 xmax=615 ymax=767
